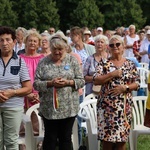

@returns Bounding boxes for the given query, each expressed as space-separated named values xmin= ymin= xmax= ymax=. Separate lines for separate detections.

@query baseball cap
xmin=97 ymin=27 xmax=103 ymax=32
xmin=146 ymin=30 xmax=150 ymax=35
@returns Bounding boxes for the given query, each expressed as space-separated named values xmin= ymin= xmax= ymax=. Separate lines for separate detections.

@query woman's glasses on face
xmin=109 ymin=43 xmax=121 ymax=48
xmin=49 ymin=30 xmax=54 ymax=33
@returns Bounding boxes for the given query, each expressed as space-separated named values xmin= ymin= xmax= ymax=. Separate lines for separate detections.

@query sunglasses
xmin=49 ymin=30 xmax=54 ymax=32
xmin=109 ymin=43 xmax=121 ymax=48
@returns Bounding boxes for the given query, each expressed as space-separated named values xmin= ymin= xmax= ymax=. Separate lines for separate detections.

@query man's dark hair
xmin=0 ymin=26 xmax=16 ymax=40
xmin=138 ymin=30 xmax=145 ymax=34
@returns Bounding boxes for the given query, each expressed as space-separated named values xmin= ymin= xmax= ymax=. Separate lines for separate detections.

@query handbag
xmin=144 ymin=108 xmax=150 ymax=128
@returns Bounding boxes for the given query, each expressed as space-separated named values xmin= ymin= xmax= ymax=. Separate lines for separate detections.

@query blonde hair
xmin=129 ymin=24 xmax=135 ymax=29
xmin=24 ymin=30 xmax=42 ymax=46
xmin=109 ymin=35 xmax=125 ymax=46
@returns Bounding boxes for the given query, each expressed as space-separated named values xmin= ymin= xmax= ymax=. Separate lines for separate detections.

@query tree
xmin=11 ymin=0 xmax=59 ymax=32
xmin=137 ymin=0 xmax=150 ymax=26
xmin=55 ymin=0 xmax=78 ymax=32
xmin=36 ymin=0 xmax=60 ymax=32
xmin=95 ymin=0 xmax=146 ymax=30
xmin=70 ymin=0 xmax=104 ymax=30
xmin=0 ymin=0 xmax=18 ymax=28
xmin=22 ymin=0 xmax=38 ymax=30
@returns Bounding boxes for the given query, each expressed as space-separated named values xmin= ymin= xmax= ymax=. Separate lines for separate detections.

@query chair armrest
xmin=22 ymin=114 xmax=31 ymax=123
xmin=78 ymin=109 xmax=88 ymax=120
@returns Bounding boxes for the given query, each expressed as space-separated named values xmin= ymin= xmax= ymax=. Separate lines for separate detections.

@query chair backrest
xmin=26 ymin=104 xmax=79 ymax=150
xmin=132 ymin=96 xmax=147 ymax=128
xmin=26 ymin=103 xmax=44 ymax=136
xmin=78 ymin=99 xmax=97 ymax=133
xmin=137 ymin=67 xmax=149 ymax=88
xmin=139 ymin=63 xmax=149 ymax=70
xmin=84 ymin=93 xmax=98 ymax=101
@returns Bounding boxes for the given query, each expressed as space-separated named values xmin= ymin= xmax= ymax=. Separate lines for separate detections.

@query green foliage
xmin=23 ymin=0 xmax=38 ymax=29
xmin=0 ymin=0 xmax=149 ymax=31
xmin=55 ymin=0 xmax=78 ymax=31
xmin=70 ymin=0 xmax=104 ymax=30
xmin=137 ymin=0 xmax=150 ymax=26
xmin=36 ymin=0 xmax=59 ymax=32
xmin=95 ymin=0 xmax=146 ymax=30
xmin=10 ymin=0 xmax=59 ymax=32
xmin=0 ymin=0 xmax=18 ymax=28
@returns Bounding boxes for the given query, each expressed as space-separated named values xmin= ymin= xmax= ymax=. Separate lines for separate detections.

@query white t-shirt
xmin=124 ymin=34 xmax=139 ymax=57
xmin=139 ymin=38 xmax=150 ymax=63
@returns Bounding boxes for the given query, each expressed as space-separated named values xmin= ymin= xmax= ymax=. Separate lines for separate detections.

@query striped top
xmin=0 ymin=50 xmax=30 ymax=107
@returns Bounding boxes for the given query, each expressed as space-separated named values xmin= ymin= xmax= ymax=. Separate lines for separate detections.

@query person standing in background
xmin=133 ymin=30 xmax=145 ymax=62
xmin=140 ymin=30 xmax=150 ymax=65
xmin=38 ymin=32 xmax=51 ymax=56
xmin=83 ymin=34 xmax=109 ymax=96
xmin=48 ymin=27 xmax=55 ymax=35
xmin=14 ymin=27 xmax=27 ymax=54
xmin=124 ymin=24 xmax=139 ymax=57
xmin=70 ymin=26 xmax=95 ymax=146
xmin=19 ymin=30 xmax=44 ymax=137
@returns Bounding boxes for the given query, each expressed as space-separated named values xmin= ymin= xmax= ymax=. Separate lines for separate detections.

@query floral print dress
xmin=95 ymin=58 xmax=140 ymax=142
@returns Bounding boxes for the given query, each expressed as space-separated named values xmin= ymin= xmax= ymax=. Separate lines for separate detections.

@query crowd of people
xmin=0 ymin=24 xmax=150 ymax=150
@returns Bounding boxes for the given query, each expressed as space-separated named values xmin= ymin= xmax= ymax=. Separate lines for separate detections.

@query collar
xmin=0 ymin=50 xmax=18 ymax=59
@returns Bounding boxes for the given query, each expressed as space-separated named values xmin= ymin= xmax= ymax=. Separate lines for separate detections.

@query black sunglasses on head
xmin=109 ymin=43 xmax=121 ymax=48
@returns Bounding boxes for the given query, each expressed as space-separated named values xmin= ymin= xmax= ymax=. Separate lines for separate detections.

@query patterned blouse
xmin=95 ymin=58 xmax=140 ymax=142
xmin=33 ymin=54 xmax=85 ymax=120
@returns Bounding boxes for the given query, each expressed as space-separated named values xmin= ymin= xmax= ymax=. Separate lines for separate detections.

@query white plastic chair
xmin=129 ymin=96 xmax=150 ymax=150
xmin=137 ymin=67 xmax=149 ymax=96
xmin=24 ymin=103 xmax=44 ymax=150
xmin=139 ymin=62 xmax=149 ymax=70
xmin=24 ymin=103 xmax=79 ymax=150
xmin=84 ymin=93 xmax=99 ymax=101
xmin=78 ymin=99 xmax=100 ymax=150
xmin=82 ymin=93 xmax=98 ymax=144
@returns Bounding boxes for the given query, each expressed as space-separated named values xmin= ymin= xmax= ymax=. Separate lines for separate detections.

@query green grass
xmin=127 ymin=135 xmax=150 ymax=150
xmin=83 ymin=135 xmax=150 ymax=150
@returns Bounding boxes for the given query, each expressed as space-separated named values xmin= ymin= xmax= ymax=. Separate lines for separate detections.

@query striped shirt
xmin=0 ymin=50 xmax=30 ymax=107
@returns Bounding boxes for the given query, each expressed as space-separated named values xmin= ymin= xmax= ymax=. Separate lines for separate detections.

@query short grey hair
xmin=41 ymin=32 xmax=51 ymax=41
xmin=16 ymin=27 xmax=27 ymax=37
xmin=94 ymin=35 xmax=109 ymax=45
xmin=129 ymin=24 xmax=135 ymax=29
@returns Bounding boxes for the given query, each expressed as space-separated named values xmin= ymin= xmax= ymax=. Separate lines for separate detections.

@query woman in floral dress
xmin=93 ymin=35 xmax=140 ymax=150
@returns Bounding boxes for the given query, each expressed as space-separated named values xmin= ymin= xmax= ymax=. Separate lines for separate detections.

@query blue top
xmin=126 ymin=57 xmax=141 ymax=67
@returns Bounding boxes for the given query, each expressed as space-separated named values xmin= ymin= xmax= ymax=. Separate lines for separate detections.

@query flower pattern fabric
xmin=33 ymin=54 xmax=85 ymax=120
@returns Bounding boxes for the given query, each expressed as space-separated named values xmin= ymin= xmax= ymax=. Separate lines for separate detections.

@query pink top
xmin=20 ymin=54 xmax=44 ymax=108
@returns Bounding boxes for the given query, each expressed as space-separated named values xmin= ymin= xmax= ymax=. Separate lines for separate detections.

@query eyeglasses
xmin=109 ymin=43 xmax=121 ymax=48
xmin=49 ymin=30 xmax=54 ymax=33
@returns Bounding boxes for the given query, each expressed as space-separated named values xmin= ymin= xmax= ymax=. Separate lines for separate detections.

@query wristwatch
xmin=126 ymin=85 xmax=130 ymax=92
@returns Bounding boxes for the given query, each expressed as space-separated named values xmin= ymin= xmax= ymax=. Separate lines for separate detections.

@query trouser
xmin=42 ymin=116 xmax=76 ymax=150
xmin=0 ymin=107 xmax=23 ymax=150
